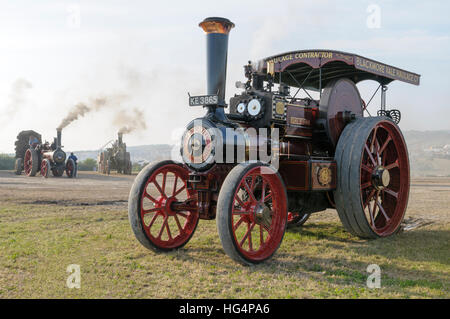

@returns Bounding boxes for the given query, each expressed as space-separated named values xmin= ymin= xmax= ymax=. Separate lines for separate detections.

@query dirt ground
xmin=0 ymin=170 xmax=448 ymax=298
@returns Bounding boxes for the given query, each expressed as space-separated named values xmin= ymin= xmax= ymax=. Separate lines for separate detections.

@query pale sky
xmin=1 ymin=0 xmax=449 ymax=153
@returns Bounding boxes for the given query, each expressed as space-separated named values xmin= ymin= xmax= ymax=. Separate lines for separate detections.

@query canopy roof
xmin=256 ymin=50 xmax=420 ymax=90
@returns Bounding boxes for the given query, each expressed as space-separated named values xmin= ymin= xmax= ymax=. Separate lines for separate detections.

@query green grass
xmin=0 ymin=203 xmax=448 ymax=298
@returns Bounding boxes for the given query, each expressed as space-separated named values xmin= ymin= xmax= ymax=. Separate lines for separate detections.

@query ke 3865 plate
xmin=189 ymin=94 xmax=219 ymax=106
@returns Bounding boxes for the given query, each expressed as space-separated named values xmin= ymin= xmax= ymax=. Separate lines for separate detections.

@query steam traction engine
xmin=97 ymin=132 xmax=132 ymax=175
xmin=128 ymin=18 xmax=420 ymax=265
xmin=15 ymin=129 xmax=77 ymax=178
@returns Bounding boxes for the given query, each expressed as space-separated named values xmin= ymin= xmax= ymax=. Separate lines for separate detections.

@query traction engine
xmin=128 ymin=17 xmax=420 ymax=265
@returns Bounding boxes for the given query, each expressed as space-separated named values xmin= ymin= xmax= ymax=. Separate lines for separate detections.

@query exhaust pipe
xmin=57 ymin=129 xmax=62 ymax=149
xmin=199 ymin=17 xmax=234 ymax=121
xmin=118 ymin=132 xmax=123 ymax=145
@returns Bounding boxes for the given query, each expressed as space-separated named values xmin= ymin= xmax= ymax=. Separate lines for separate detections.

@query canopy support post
xmin=381 ymin=85 xmax=388 ymax=111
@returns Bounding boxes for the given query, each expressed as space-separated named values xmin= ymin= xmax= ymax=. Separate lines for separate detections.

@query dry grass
xmin=0 ymin=201 xmax=448 ymax=299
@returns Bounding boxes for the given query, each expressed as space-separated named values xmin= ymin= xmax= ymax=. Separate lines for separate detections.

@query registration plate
xmin=189 ymin=94 xmax=219 ymax=106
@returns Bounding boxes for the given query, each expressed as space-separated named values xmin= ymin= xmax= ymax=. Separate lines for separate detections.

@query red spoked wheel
xmin=66 ymin=159 xmax=76 ymax=178
xmin=128 ymin=160 xmax=199 ymax=251
xmin=217 ymin=162 xmax=287 ymax=265
xmin=24 ymin=149 xmax=38 ymax=177
xmin=334 ymin=117 xmax=409 ymax=238
xmin=41 ymin=159 xmax=50 ymax=178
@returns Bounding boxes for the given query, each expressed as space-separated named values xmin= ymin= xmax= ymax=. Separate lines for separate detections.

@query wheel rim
xmin=360 ymin=121 xmax=409 ymax=236
xmin=24 ymin=149 xmax=32 ymax=176
xmin=41 ymin=160 xmax=48 ymax=177
xmin=231 ymin=166 xmax=287 ymax=261
xmin=140 ymin=164 xmax=198 ymax=249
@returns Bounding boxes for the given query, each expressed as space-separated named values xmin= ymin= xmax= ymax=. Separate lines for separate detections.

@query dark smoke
xmin=57 ymin=94 xmax=129 ymax=130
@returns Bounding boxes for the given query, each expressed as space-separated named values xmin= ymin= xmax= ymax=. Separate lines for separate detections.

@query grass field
xmin=0 ymin=172 xmax=448 ymax=298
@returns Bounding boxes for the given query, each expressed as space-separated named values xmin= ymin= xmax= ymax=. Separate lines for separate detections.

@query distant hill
xmin=71 ymin=130 xmax=450 ymax=177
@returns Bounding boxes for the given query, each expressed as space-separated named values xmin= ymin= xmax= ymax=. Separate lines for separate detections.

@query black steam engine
xmin=15 ymin=129 xmax=77 ymax=178
xmin=128 ymin=18 xmax=419 ymax=264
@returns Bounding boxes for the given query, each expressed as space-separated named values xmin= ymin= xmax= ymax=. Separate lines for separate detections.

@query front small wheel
xmin=217 ymin=162 xmax=288 ymax=265
xmin=66 ymin=159 xmax=76 ymax=178
xmin=41 ymin=159 xmax=50 ymax=178
xmin=128 ymin=160 xmax=199 ymax=251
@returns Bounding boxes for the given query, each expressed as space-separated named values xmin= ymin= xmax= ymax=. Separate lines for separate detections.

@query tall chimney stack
xmin=118 ymin=132 xmax=123 ymax=145
xmin=199 ymin=17 xmax=234 ymax=121
xmin=57 ymin=129 xmax=62 ymax=149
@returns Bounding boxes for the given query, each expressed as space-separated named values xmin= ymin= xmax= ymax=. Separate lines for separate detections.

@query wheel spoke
xmin=143 ymin=207 xmax=164 ymax=214
xmin=259 ymin=224 xmax=264 ymax=246
xmin=243 ymin=180 xmax=257 ymax=202
xmin=174 ymin=215 xmax=183 ymax=233
xmin=264 ymin=193 xmax=272 ymax=203
xmin=376 ymin=201 xmax=390 ymax=222
xmin=361 ymin=163 xmax=373 ymax=173
xmin=176 ymin=211 xmax=188 ymax=218
xmin=368 ymin=200 xmax=375 ymax=226
xmin=379 ymin=136 xmax=392 ymax=155
xmin=157 ymin=217 xmax=168 ymax=239
xmin=370 ymin=126 xmax=378 ymax=153
xmin=161 ymin=172 xmax=166 ymax=194
xmin=364 ymin=144 xmax=377 ymax=167
xmin=153 ymin=179 xmax=164 ymax=196
xmin=165 ymin=220 xmax=172 ymax=240
xmin=172 ymin=175 xmax=178 ymax=197
xmin=364 ymin=189 xmax=376 ymax=208
xmin=233 ymin=216 xmax=245 ymax=231
xmin=260 ymin=180 xmax=266 ymax=204
xmin=173 ymin=184 xmax=186 ymax=197
xmin=235 ymin=194 xmax=246 ymax=208
xmin=361 ymin=181 xmax=372 ymax=189
xmin=239 ymin=222 xmax=255 ymax=248
xmin=148 ymin=212 xmax=160 ymax=229
xmin=385 ymin=161 xmax=399 ymax=170
xmin=383 ymin=188 xmax=398 ymax=199
xmin=144 ymin=192 xmax=158 ymax=203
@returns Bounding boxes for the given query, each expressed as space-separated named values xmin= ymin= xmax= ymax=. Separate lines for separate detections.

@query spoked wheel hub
xmin=334 ymin=117 xmax=410 ymax=238
xmin=372 ymin=166 xmax=390 ymax=190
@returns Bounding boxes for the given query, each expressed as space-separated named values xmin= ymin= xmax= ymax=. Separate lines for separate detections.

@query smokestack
xmin=118 ymin=132 xmax=123 ymax=144
xmin=199 ymin=17 xmax=234 ymax=121
xmin=57 ymin=129 xmax=62 ymax=148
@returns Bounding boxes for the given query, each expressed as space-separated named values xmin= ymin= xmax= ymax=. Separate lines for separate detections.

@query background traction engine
xmin=128 ymin=17 xmax=419 ymax=265
xmin=97 ymin=132 xmax=132 ymax=175
xmin=15 ymin=129 xmax=77 ymax=178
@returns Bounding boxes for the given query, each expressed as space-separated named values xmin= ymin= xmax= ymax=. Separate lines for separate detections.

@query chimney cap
xmin=199 ymin=17 xmax=234 ymax=34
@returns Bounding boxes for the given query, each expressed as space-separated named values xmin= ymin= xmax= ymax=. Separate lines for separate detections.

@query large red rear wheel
xmin=217 ymin=162 xmax=287 ymax=265
xmin=334 ymin=117 xmax=409 ymax=238
xmin=128 ymin=160 xmax=199 ymax=251
xmin=24 ymin=149 xmax=38 ymax=177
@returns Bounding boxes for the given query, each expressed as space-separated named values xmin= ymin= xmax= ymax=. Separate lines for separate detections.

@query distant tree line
xmin=0 ymin=154 xmax=15 ymax=170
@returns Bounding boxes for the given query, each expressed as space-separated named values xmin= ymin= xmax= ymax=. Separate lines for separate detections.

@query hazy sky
xmin=1 ymin=0 xmax=449 ymax=153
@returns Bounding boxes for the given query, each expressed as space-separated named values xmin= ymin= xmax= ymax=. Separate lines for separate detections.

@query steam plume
xmin=6 ymin=78 xmax=32 ymax=118
xmin=113 ymin=108 xmax=147 ymax=134
xmin=57 ymin=94 xmax=129 ymax=129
